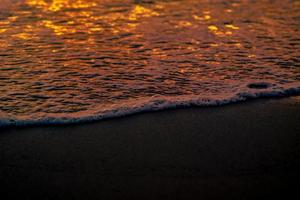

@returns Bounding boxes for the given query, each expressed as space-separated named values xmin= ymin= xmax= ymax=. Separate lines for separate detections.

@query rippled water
xmin=0 ymin=0 xmax=299 ymax=126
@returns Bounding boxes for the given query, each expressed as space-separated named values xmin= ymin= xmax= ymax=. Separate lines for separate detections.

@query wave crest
xmin=1 ymin=83 xmax=299 ymax=127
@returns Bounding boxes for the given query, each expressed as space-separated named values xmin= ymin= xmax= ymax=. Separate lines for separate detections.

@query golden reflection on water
xmin=225 ymin=24 xmax=239 ymax=30
xmin=2 ymin=0 xmax=243 ymax=41
xmin=42 ymin=20 xmax=76 ymax=35
xmin=26 ymin=0 xmax=97 ymax=11
xmin=22 ymin=0 xmax=161 ymax=37
xmin=129 ymin=5 xmax=159 ymax=21
xmin=193 ymin=14 xmax=211 ymax=21
xmin=0 ymin=0 xmax=299 ymax=118
xmin=208 ymin=24 xmax=239 ymax=37
xmin=13 ymin=33 xmax=32 ymax=40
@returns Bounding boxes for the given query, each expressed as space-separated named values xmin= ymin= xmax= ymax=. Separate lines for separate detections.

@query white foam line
xmin=0 ymin=85 xmax=300 ymax=128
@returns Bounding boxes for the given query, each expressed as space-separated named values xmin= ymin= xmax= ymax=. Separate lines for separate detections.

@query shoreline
xmin=1 ymin=90 xmax=300 ymax=128
xmin=0 ymin=96 xmax=299 ymax=199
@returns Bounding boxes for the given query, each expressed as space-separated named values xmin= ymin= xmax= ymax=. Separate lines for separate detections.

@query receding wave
xmin=1 ymin=83 xmax=299 ymax=127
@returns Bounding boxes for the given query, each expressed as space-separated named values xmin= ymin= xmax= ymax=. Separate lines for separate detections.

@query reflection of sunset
xmin=225 ymin=24 xmax=239 ymax=30
xmin=129 ymin=5 xmax=159 ymax=21
xmin=21 ymin=0 xmax=161 ymax=37
xmin=26 ymin=0 xmax=97 ymax=11
xmin=0 ymin=0 xmax=299 ymax=118
xmin=42 ymin=20 xmax=76 ymax=35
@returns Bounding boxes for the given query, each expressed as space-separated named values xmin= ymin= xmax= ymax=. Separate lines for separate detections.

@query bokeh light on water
xmin=0 ymin=0 xmax=299 ymax=121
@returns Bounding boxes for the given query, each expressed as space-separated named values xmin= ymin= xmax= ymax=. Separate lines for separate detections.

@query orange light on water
xmin=26 ymin=0 xmax=97 ymax=12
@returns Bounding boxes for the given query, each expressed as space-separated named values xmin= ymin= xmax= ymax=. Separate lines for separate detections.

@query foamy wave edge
xmin=1 ymin=84 xmax=300 ymax=127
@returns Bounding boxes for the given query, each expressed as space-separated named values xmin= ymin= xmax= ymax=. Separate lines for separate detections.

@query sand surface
xmin=0 ymin=97 xmax=300 ymax=199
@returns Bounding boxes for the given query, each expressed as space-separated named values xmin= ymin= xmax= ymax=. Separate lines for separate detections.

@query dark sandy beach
xmin=0 ymin=97 xmax=300 ymax=199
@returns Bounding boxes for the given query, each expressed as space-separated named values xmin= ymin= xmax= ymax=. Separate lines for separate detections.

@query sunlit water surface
xmin=0 ymin=0 xmax=299 ymax=126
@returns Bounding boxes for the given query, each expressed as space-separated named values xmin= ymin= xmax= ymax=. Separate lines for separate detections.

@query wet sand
xmin=0 ymin=97 xmax=300 ymax=199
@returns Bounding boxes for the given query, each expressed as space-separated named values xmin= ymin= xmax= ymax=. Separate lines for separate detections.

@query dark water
xmin=0 ymin=0 xmax=299 ymax=126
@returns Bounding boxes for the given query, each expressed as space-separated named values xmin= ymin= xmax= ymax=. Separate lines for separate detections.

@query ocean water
xmin=0 ymin=0 xmax=299 ymax=126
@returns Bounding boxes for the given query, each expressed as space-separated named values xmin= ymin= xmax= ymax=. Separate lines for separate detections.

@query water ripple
xmin=0 ymin=0 xmax=299 ymax=126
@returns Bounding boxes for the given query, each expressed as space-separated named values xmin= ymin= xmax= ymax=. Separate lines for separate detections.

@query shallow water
xmin=0 ymin=0 xmax=299 ymax=126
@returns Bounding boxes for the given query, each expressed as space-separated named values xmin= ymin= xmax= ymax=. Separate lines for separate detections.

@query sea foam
xmin=1 ymin=83 xmax=299 ymax=127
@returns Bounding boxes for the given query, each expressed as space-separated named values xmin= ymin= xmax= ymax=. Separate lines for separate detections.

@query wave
xmin=1 ymin=83 xmax=299 ymax=128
